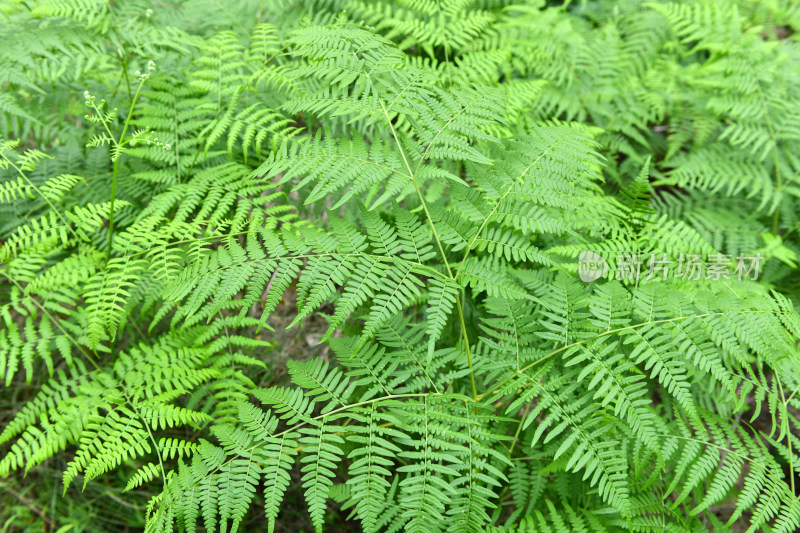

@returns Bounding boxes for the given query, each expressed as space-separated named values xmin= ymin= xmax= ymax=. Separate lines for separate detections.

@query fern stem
xmin=479 ymin=307 xmax=787 ymax=403
xmin=377 ymin=100 xmax=452 ymax=274
xmin=156 ymin=392 xmax=445 ymax=503
xmin=507 ymin=399 xmax=534 ymax=455
xmin=172 ymin=100 xmax=181 ymax=179
xmin=106 ymin=160 xmax=121 ymax=256
xmin=776 ymin=375 xmax=795 ymax=495
xmin=376 ymin=98 xmax=480 ymax=398
xmin=746 ymin=61 xmax=783 ymax=235
xmin=124 ymin=391 xmax=168 ymax=489
xmin=121 ymin=53 xmax=133 ymax=103
xmin=282 ymin=393 xmax=440 ymax=442
xmin=107 ymin=77 xmax=146 ymax=257
xmin=2 ymin=273 xmax=99 ymax=368
xmin=772 ymin=206 xmax=780 ymax=234
xmin=785 ymin=381 xmax=800 ymax=404
xmin=411 ymin=177 xmax=453 ymax=278
xmin=1 ymin=155 xmax=79 ymax=241
xmin=478 ymin=312 xmax=716 ymax=401
xmin=452 ymin=130 xmax=572 ymax=281
xmin=455 ymin=296 xmax=478 ymax=401
xmin=180 ymin=100 xmax=231 ymax=182
xmin=653 ymin=433 xmax=771 ymax=468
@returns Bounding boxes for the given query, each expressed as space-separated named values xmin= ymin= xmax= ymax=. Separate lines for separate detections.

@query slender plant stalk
xmin=106 ymin=76 xmax=147 ymax=257
xmin=376 ymin=97 xmax=480 ymax=399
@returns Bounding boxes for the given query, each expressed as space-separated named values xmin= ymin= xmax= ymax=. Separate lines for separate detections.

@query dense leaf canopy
xmin=2 ymin=0 xmax=800 ymax=532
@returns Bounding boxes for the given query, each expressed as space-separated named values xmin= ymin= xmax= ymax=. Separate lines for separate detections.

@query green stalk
xmin=106 ymin=77 xmax=146 ymax=257
xmin=377 ymin=98 xmax=479 ymax=400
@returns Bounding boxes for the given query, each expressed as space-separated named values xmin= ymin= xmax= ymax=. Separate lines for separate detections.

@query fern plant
xmin=2 ymin=0 xmax=800 ymax=532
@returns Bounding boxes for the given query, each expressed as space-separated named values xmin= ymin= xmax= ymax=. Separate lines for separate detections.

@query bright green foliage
xmin=2 ymin=0 xmax=800 ymax=532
